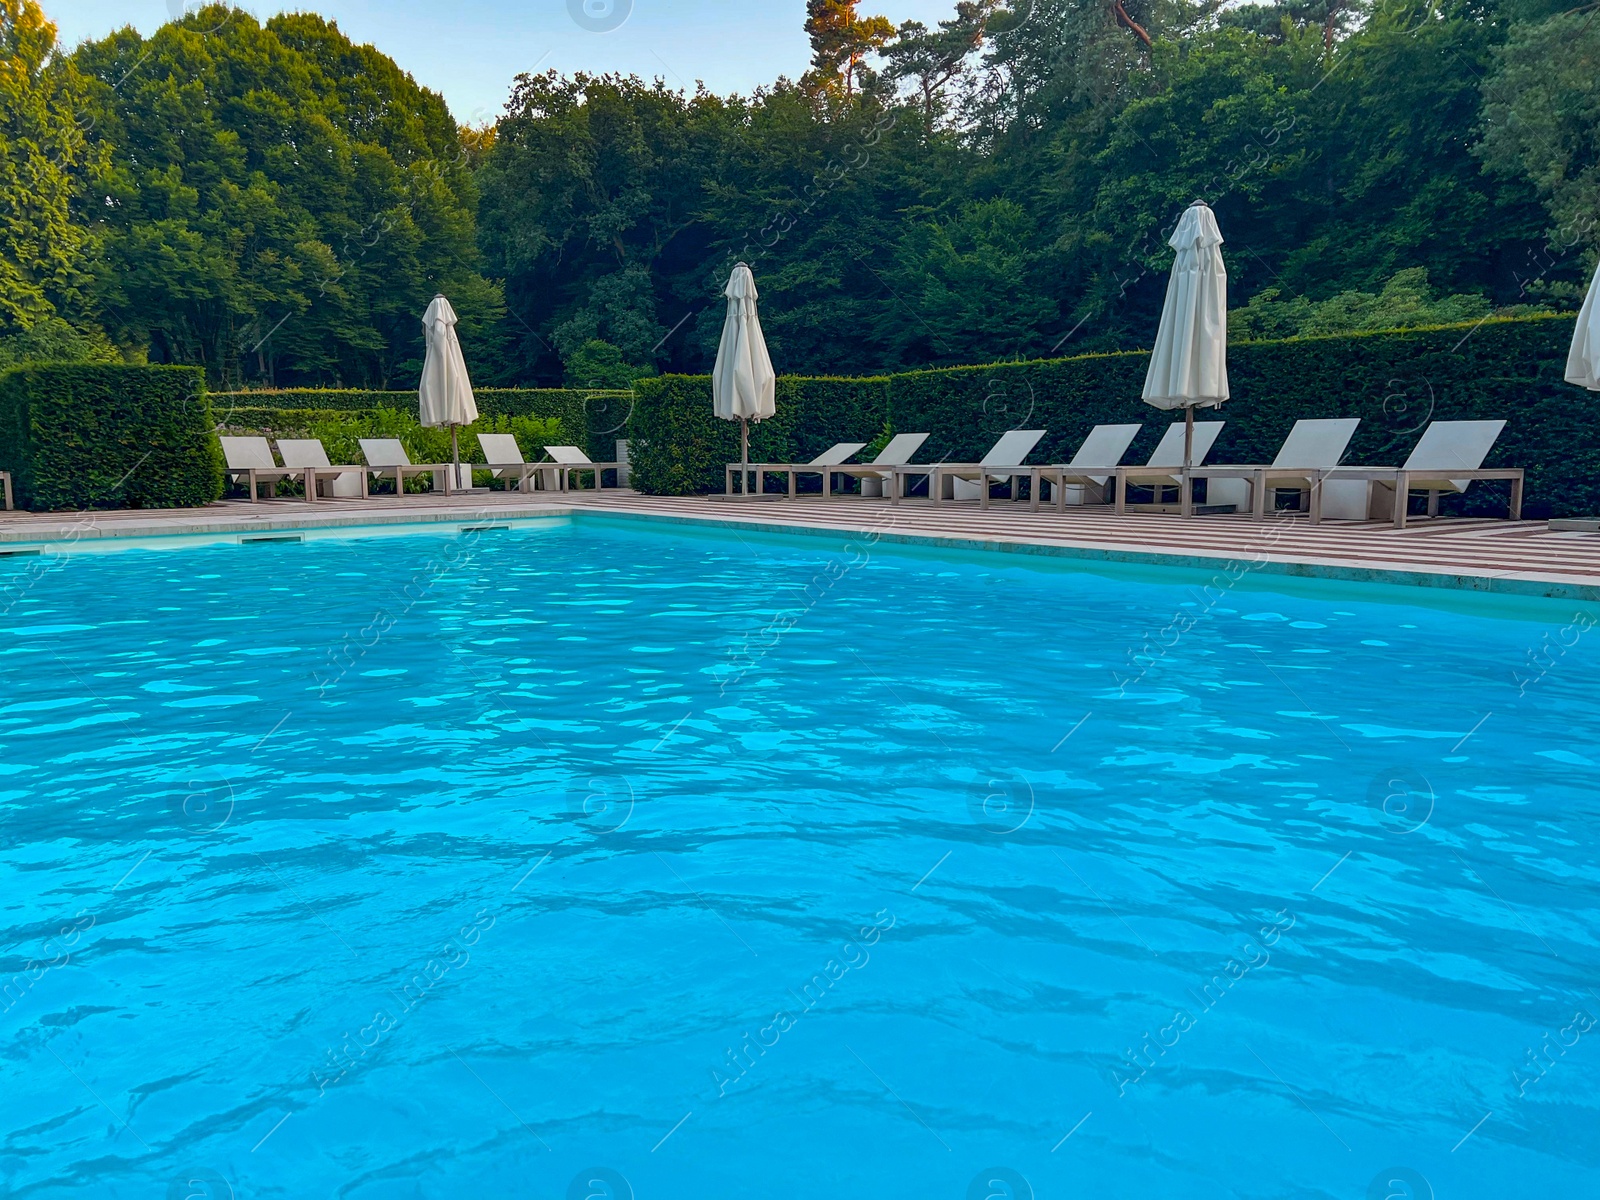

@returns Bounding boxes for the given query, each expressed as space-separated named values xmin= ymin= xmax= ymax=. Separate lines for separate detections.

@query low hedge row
xmin=0 ymin=365 xmax=222 ymax=511
xmin=627 ymin=316 xmax=1596 ymax=518
xmin=211 ymin=387 xmax=634 ymax=461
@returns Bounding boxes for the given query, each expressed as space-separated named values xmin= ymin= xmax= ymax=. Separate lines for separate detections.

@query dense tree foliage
xmin=11 ymin=0 xmax=1597 ymax=386
xmin=0 ymin=0 xmax=93 ymax=334
xmin=69 ymin=3 xmax=504 ymax=388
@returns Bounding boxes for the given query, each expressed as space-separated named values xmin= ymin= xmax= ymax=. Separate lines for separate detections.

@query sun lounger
xmin=543 ymin=445 xmax=627 ymax=491
xmin=1193 ymin=418 xmax=1360 ymax=520
xmin=833 ymin=433 xmax=932 ymax=498
xmin=889 ymin=429 xmax=1046 ymax=507
xmin=723 ymin=441 xmax=867 ymax=497
xmin=1318 ymin=419 xmax=1522 ymax=528
xmin=476 ymin=433 xmax=541 ymax=491
xmin=1111 ymin=421 xmax=1226 ymax=515
xmin=1037 ymin=424 xmax=1144 ymax=509
xmin=220 ymin=436 xmax=300 ymax=502
xmin=724 ymin=434 xmax=933 ymax=499
xmin=276 ymin=438 xmax=367 ymax=500
xmin=358 ymin=438 xmax=454 ymax=496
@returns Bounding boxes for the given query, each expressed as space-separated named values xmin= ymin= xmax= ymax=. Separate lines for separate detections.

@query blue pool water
xmin=0 ymin=514 xmax=1597 ymax=1199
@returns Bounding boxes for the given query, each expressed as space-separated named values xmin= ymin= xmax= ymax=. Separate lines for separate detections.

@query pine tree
xmin=804 ymin=0 xmax=895 ymax=97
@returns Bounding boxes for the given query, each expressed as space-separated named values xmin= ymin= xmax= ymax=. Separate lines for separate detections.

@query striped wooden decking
xmin=2 ymin=490 xmax=1597 ymax=600
xmin=567 ymin=492 xmax=1600 ymax=599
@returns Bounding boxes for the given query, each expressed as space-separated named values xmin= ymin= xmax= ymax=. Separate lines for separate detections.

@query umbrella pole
xmin=741 ymin=417 xmax=750 ymax=498
xmin=1181 ymin=406 xmax=1195 ymax=519
xmin=451 ymin=425 xmax=461 ymax=494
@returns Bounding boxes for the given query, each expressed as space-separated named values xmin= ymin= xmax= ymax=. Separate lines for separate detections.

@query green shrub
xmin=627 ymin=317 xmax=1597 ymax=518
xmin=0 ymin=318 xmax=126 ymax=371
xmin=0 ymin=364 xmax=222 ymax=511
xmin=628 ymin=375 xmax=892 ymax=495
xmin=562 ymin=340 xmax=656 ymax=389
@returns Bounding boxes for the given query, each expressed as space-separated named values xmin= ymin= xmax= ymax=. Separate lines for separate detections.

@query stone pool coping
xmin=1 ymin=492 xmax=1597 ymax=605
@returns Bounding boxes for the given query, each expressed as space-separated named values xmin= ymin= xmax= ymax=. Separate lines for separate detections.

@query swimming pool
xmin=1 ymin=514 xmax=1595 ymax=1198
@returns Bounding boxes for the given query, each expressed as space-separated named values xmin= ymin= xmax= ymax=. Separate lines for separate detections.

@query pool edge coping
xmin=576 ymin=508 xmax=1600 ymax=604
xmin=2 ymin=500 xmax=1597 ymax=604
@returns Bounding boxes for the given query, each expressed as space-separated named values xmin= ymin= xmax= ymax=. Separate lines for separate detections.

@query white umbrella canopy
xmin=419 ymin=294 xmax=479 ymax=484
xmin=712 ymin=263 xmax=775 ymax=494
xmin=1142 ymin=201 xmax=1229 ymax=515
xmin=1566 ymin=257 xmax=1600 ymax=391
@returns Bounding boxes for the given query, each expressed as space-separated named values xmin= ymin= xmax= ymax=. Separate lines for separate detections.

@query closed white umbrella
xmin=1142 ymin=201 xmax=1229 ymax=517
xmin=1566 ymin=258 xmax=1600 ymax=391
xmin=712 ymin=263 xmax=775 ymax=496
xmin=419 ymin=294 xmax=479 ymax=488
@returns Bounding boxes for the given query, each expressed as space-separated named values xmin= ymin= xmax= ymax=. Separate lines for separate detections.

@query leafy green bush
xmin=1229 ymin=269 xmax=1547 ymax=342
xmin=628 ymin=317 xmax=1597 ymax=518
xmin=0 ymin=318 xmax=127 ymax=371
xmin=562 ymin=340 xmax=657 ymax=389
xmin=0 ymin=364 xmax=222 ymax=510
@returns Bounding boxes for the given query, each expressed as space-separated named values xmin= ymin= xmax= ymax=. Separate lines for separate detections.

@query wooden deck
xmin=2 ymin=489 xmax=1598 ymax=601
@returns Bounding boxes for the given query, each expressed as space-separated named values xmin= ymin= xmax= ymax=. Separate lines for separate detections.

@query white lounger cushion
xmin=809 ymin=442 xmax=868 ymax=466
xmin=949 ymin=429 xmax=1046 ymax=500
xmin=1069 ymin=423 xmax=1142 ymax=473
xmin=1207 ymin=418 xmax=1356 ymax=512
xmin=1320 ymin=419 xmax=1507 ymax=519
xmin=1045 ymin=423 xmax=1144 ymax=501
xmin=1145 ymin=421 xmax=1225 ymax=469
xmin=1404 ymin=419 xmax=1505 ymax=492
xmin=1272 ymin=418 xmax=1360 ymax=469
xmin=544 ymin=445 xmax=593 ymax=465
xmin=477 ymin=433 xmax=524 ymax=464
xmin=360 ymin=438 xmax=412 ymax=468
xmin=278 ymin=438 xmax=362 ymax=497
xmin=873 ymin=433 xmax=930 ymax=466
xmin=220 ymin=436 xmax=277 ymax=471
xmin=980 ymin=429 xmax=1047 ymax=469
xmin=276 ymin=438 xmax=332 ymax=469
xmin=854 ymin=432 xmax=930 ymax=497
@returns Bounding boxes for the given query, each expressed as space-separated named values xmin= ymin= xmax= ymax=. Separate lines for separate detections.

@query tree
xmin=879 ymin=198 xmax=1060 ymax=363
xmin=804 ymin=0 xmax=895 ymax=97
xmin=881 ymin=2 xmax=997 ymax=124
xmin=968 ymin=0 xmax=1177 ymax=136
xmin=1478 ymin=9 xmax=1600 ymax=287
xmin=1219 ymin=1 xmax=1370 ymax=52
xmin=0 ymin=0 xmax=94 ymax=333
xmin=72 ymin=4 xmax=505 ymax=388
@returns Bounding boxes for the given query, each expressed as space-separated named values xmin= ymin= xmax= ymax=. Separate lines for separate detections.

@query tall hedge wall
xmin=627 ymin=375 xmax=892 ymax=495
xmin=0 ymin=365 xmax=222 ymax=511
xmin=628 ymin=317 xmax=1596 ymax=518
xmin=210 ymin=387 xmax=634 ymax=460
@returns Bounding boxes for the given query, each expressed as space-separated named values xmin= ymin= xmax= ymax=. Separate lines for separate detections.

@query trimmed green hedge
xmin=211 ymin=387 xmax=634 ymax=461
xmin=628 ymin=376 xmax=891 ymax=495
xmin=0 ymin=365 xmax=222 ymax=511
xmin=628 ymin=316 xmax=1596 ymax=518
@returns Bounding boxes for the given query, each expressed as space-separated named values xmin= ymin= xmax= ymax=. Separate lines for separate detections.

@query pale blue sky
xmin=48 ymin=0 xmax=965 ymax=124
